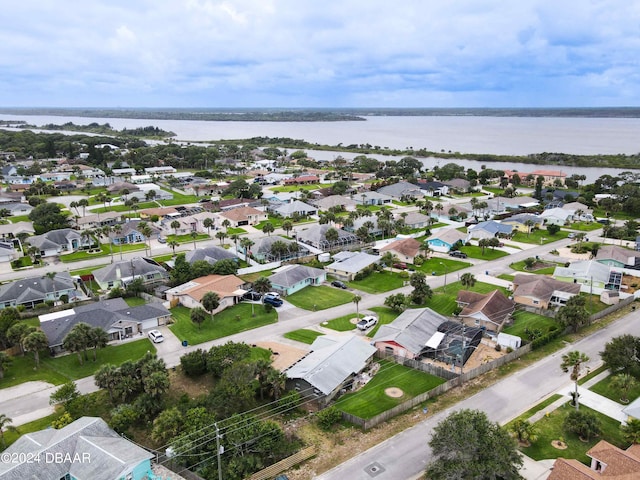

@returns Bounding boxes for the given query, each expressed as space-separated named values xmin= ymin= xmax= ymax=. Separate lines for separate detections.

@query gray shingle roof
xmin=269 ymin=265 xmax=325 ymax=288
xmin=372 ymin=308 xmax=449 ymax=356
xmin=185 ymin=246 xmax=237 ymax=264
xmin=92 ymin=257 xmax=167 ymax=284
xmin=326 ymin=252 xmax=379 ymax=274
xmin=0 ymin=416 xmax=153 ymax=480
xmin=285 ymin=335 xmax=376 ymax=395
xmin=0 ymin=272 xmax=76 ymax=306
xmin=377 ymin=181 xmax=424 ymax=199
xmin=29 ymin=228 xmax=82 ymax=249
xmin=469 ymin=221 xmax=513 ymax=236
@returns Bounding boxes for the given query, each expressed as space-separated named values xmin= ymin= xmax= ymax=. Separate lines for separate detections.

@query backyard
xmin=502 ymin=310 xmax=558 ymax=339
xmin=285 ymin=285 xmax=354 ymax=310
xmin=336 ymin=359 xmax=446 ymax=419
xmin=168 ymin=303 xmax=277 ymax=344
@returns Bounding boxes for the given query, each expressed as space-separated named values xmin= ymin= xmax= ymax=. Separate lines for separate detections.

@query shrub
xmin=495 ymin=344 xmax=502 ymax=352
xmin=180 ymin=349 xmax=208 ymax=377
xmin=264 ymin=303 xmax=273 ymax=313
xmin=316 ymin=406 xmax=342 ymax=431
xmin=109 ymin=404 xmax=140 ymax=434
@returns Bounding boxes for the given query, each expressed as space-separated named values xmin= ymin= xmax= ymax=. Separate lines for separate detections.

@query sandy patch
xmin=255 ymin=341 xmax=309 ymax=371
xmin=349 ymin=317 xmax=360 ymax=324
xmin=385 ymin=387 xmax=404 ymax=398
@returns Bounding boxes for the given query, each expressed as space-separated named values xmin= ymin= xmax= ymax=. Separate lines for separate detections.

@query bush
xmin=495 ymin=344 xmax=502 ymax=352
xmin=316 ymin=406 xmax=342 ymax=431
xmin=109 ymin=404 xmax=140 ymax=434
xmin=264 ymin=303 xmax=273 ymax=314
xmin=180 ymin=349 xmax=208 ymax=377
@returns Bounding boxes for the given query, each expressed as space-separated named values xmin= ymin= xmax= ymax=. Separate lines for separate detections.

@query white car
xmin=356 ymin=316 xmax=378 ymax=331
xmin=148 ymin=330 xmax=164 ymax=343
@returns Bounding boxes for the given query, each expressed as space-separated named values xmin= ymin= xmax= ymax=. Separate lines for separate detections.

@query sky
xmin=2 ymin=0 xmax=640 ymax=108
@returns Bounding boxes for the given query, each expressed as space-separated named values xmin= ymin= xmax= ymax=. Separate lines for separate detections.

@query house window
xmin=474 ymin=319 xmax=480 ymax=325
xmin=385 ymin=346 xmax=394 ymax=355
xmin=533 ymin=300 xmax=539 ymax=305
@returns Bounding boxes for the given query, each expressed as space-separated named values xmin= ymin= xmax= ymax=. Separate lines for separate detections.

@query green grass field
xmin=416 ymin=257 xmax=470 ymax=276
xmin=502 ymin=311 xmax=559 ymax=339
xmin=285 ymin=285 xmax=354 ymax=310
xmin=590 ymin=374 xmax=640 ymax=404
xmin=283 ymin=329 xmax=325 ymax=344
xmin=510 ymin=229 xmax=568 ymax=245
xmin=0 ymin=340 xmax=154 ymax=389
xmin=60 ymin=243 xmax=145 ymax=263
xmin=520 ymin=403 xmax=629 ymax=464
xmin=426 ymin=281 xmax=510 ymax=316
xmin=505 ymin=394 xmax=563 ymax=425
xmin=168 ymin=303 xmax=277 ymax=345
xmin=367 ymin=306 xmax=401 ymax=337
xmin=337 ymin=360 xmax=446 ymax=419
xmin=323 ymin=313 xmax=359 ymax=332
xmin=460 ymin=245 xmax=509 ymax=260
xmin=347 ymin=270 xmax=405 ymax=294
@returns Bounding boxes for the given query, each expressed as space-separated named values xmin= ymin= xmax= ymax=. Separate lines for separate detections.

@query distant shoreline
xmin=2 ymin=107 xmax=640 ymax=122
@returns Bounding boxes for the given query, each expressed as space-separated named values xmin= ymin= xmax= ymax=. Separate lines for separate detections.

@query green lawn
xmin=502 ymin=311 xmax=559 ymax=339
xmin=124 ymin=296 xmax=147 ymax=307
xmin=416 ymin=258 xmax=470 ymax=276
xmin=510 ymin=260 xmax=564 ymax=274
xmin=510 ymin=230 xmax=568 ymax=245
xmin=367 ymin=306 xmax=401 ymax=337
xmin=283 ymin=329 xmax=325 ymax=344
xmin=337 ymin=360 xmax=446 ymax=419
xmin=505 ymin=394 xmax=563 ymax=425
xmin=1 ymin=340 xmax=154 ymax=389
xmin=271 ymin=183 xmax=333 ymax=192
xmin=460 ymin=245 xmax=509 ymax=260
xmin=521 ymin=404 xmax=629 ymax=464
xmin=250 ymin=346 xmax=273 ymax=362
xmin=168 ymin=303 xmax=277 ymax=345
xmin=166 ymin=233 xmax=209 ymax=243
xmin=60 ymin=243 xmax=145 ymax=263
xmin=426 ymin=281 xmax=510 ymax=316
xmin=226 ymin=227 xmax=247 ymax=235
xmin=323 ymin=313 xmax=359 ymax=332
xmin=285 ymin=285 xmax=354 ymax=310
xmin=347 ymin=270 xmax=405 ymax=294
xmin=569 ymin=222 xmax=603 ymax=232
xmin=590 ymin=374 xmax=640 ymax=404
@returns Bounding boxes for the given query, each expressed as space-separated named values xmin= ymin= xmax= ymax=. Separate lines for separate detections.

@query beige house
xmin=512 ymin=274 xmax=581 ymax=311
xmin=378 ymin=237 xmax=422 ymax=264
xmin=455 ymin=290 xmax=515 ymax=333
xmin=165 ymin=274 xmax=247 ymax=314
xmin=218 ymin=206 xmax=268 ymax=227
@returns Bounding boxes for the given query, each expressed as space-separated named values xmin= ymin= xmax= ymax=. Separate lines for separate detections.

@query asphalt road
xmin=316 ymin=306 xmax=640 ymax=480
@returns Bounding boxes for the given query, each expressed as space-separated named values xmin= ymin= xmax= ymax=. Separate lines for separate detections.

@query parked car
xmin=148 ymin=330 xmax=164 ymax=343
xmin=331 ymin=280 xmax=347 ymax=289
xmin=242 ymin=290 xmax=262 ymax=301
xmin=393 ymin=262 xmax=407 ymax=270
xmin=157 ymin=237 xmax=167 ymax=244
xmin=568 ymin=232 xmax=576 ymax=239
xmin=356 ymin=315 xmax=378 ymax=331
xmin=264 ymin=292 xmax=281 ymax=300
xmin=449 ymin=251 xmax=467 ymax=259
xmin=263 ymin=296 xmax=283 ymax=307
xmin=597 ymin=218 xmax=610 ymax=225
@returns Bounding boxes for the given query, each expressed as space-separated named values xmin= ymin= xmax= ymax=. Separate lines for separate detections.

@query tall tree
xmin=253 ymin=277 xmax=272 ymax=296
xmin=561 ymin=350 xmax=590 ymax=410
xmin=0 ymin=414 xmax=15 ymax=449
xmin=22 ymin=331 xmax=48 ymax=369
xmin=352 ymin=294 xmax=362 ymax=319
xmin=240 ymin=237 xmax=254 ymax=263
xmin=87 ymin=327 xmax=109 ymax=362
xmin=426 ymin=409 xmax=523 ymax=480
xmin=460 ymin=273 xmax=476 ymax=288
xmin=0 ymin=352 xmax=12 ymax=380
xmin=95 ymin=363 xmax=119 ymax=403
xmin=557 ymin=295 xmax=590 ymax=333
xmin=409 ymin=271 xmax=433 ymax=305
xmin=262 ymin=222 xmax=275 ymax=236
xmin=190 ymin=307 xmax=207 ymax=330
xmin=600 ymin=334 xmax=640 ymax=376
xmin=610 ymin=373 xmax=638 ymax=404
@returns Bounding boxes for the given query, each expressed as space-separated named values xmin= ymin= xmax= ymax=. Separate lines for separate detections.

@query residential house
xmin=397 ymin=211 xmax=431 ymax=229
xmin=455 ymin=290 xmax=515 ymax=332
xmin=0 ymin=221 xmax=34 ymax=242
xmin=242 ymin=235 xmax=309 ymax=262
xmin=136 ymin=183 xmax=173 ymax=200
xmin=438 ymin=202 xmax=472 ymax=220
xmin=372 ymin=307 xmax=483 ymax=365
xmin=139 ymin=206 xmax=178 ymax=221
xmin=530 ymin=169 xmax=567 ymax=185
xmin=443 ymin=178 xmax=472 ymax=193
xmin=297 ymin=224 xmax=360 ymax=250
xmin=0 ymin=272 xmax=80 ymax=309
xmin=563 ymin=201 xmax=594 ymax=221
xmin=112 ymin=220 xmax=160 ymax=245
xmin=595 ymin=245 xmax=640 ymax=269
xmin=1 ymin=202 xmax=33 ymax=216
xmin=0 ymin=165 xmax=18 ymax=177
xmin=73 ymin=211 xmax=123 ymax=230
xmin=312 ymin=195 xmax=357 ymax=212
xmin=112 ymin=167 xmax=137 ymax=177
xmin=426 ymin=228 xmax=467 ymax=253
xmin=325 ymin=251 xmax=380 ymax=281
xmin=0 ymin=241 xmax=18 ymax=263
xmin=145 ymin=166 xmax=177 ymax=176
xmin=539 ymin=207 xmax=573 ymax=226
xmin=185 ymin=246 xmax=237 ymax=265
xmin=165 ymin=274 xmax=246 ymax=313
xmin=512 ymin=274 xmax=582 ymax=311
xmin=376 ymin=181 xmax=424 ymax=200
xmin=29 ymin=228 xmax=90 ymax=257
xmin=40 ymin=298 xmax=171 ymax=352
xmin=417 ymin=180 xmax=449 ymax=196
xmin=343 ymin=216 xmax=383 ymax=237
xmin=218 ymin=206 xmax=268 ymax=227
xmin=466 ymin=220 xmax=513 ymax=241
xmin=92 ymin=257 xmax=168 ymax=290
xmin=130 ymin=174 xmax=152 ymax=184
xmin=548 ymin=440 xmax=640 ymax=480
xmin=354 ymin=190 xmax=393 ymax=206
xmin=271 ymin=200 xmax=317 ymax=218
xmin=501 ymin=213 xmax=543 ymax=234
xmin=283 ymin=174 xmax=319 ymax=185
xmin=269 ymin=265 xmax=326 ymax=296
xmin=488 ymin=196 xmax=539 ymax=215
xmin=284 ymin=335 xmax=376 ymax=406
xmin=0 ymin=416 xmax=158 ymax=480
xmin=106 ymin=181 xmax=140 ymax=195
xmin=378 ymin=237 xmax=422 ymax=264
xmin=553 ymin=260 xmax=618 ymax=295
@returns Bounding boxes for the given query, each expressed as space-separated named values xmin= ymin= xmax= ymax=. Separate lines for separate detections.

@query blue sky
xmin=1 ymin=0 xmax=639 ymax=108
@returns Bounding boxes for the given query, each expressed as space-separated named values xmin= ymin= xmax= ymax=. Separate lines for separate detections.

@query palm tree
xmin=524 ymin=219 xmax=535 ymax=236
xmin=381 ymin=251 xmax=398 ymax=271
xmin=460 ymin=273 xmax=476 ymax=288
xmin=222 ymin=219 xmax=231 ymax=233
xmin=267 ymin=368 xmax=287 ymax=400
xmin=170 ymin=220 xmax=181 ymax=235
xmin=0 ymin=414 xmax=15 ymax=448
xmin=112 ymin=224 xmax=123 ymax=260
xmin=78 ymin=198 xmax=89 ymax=216
xmin=44 ymin=271 xmax=57 ymax=302
xmin=139 ymin=223 xmax=154 ymax=256
xmin=230 ymin=233 xmax=240 ymax=253
xmin=190 ymin=231 xmax=198 ymax=249
xmin=352 ymin=294 xmax=362 ymax=319
xmin=622 ymin=418 xmax=640 ymax=444
xmin=215 ymin=231 xmax=227 ymax=246
xmin=22 ymin=331 xmax=48 ymax=369
xmin=253 ymin=277 xmax=272 ymax=296
xmin=610 ymin=373 xmax=638 ymax=404
xmin=0 ymin=352 xmax=12 ymax=380
xmin=561 ymin=350 xmax=590 ymax=410
xmin=95 ymin=364 xmax=119 ymax=403
xmin=87 ymin=327 xmax=109 ymax=362
xmin=262 ymin=222 xmax=275 ymax=236
xmin=240 ymin=237 xmax=254 ymax=263
xmin=168 ymin=240 xmax=179 ymax=256
xmin=190 ymin=307 xmax=207 ymax=330
xmin=201 ymin=292 xmax=220 ymax=322
xmin=509 ymin=419 xmax=539 ymax=446
xmin=282 ymin=220 xmax=293 ymax=237
xmin=203 ymin=217 xmax=214 ymax=235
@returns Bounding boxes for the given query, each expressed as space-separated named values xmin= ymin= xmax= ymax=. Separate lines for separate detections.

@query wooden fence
xmin=343 ymin=344 xmax=532 ymax=430
xmin=589 ymin=295 xmax=636 ymax=322
xmin=247 ymin=446 xmax=317 ymax=480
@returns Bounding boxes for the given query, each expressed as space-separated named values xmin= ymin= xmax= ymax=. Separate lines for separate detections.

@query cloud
xmin=0 ymin=0 xmax=639 ymax=107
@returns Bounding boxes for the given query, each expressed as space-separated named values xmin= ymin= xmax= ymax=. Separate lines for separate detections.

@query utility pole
xmin=215 ymin=422 xmax=223 ymax=480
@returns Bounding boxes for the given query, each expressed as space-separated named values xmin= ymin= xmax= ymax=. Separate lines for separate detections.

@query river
xmin=1 ymin=113 xmax=638 ymax=183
